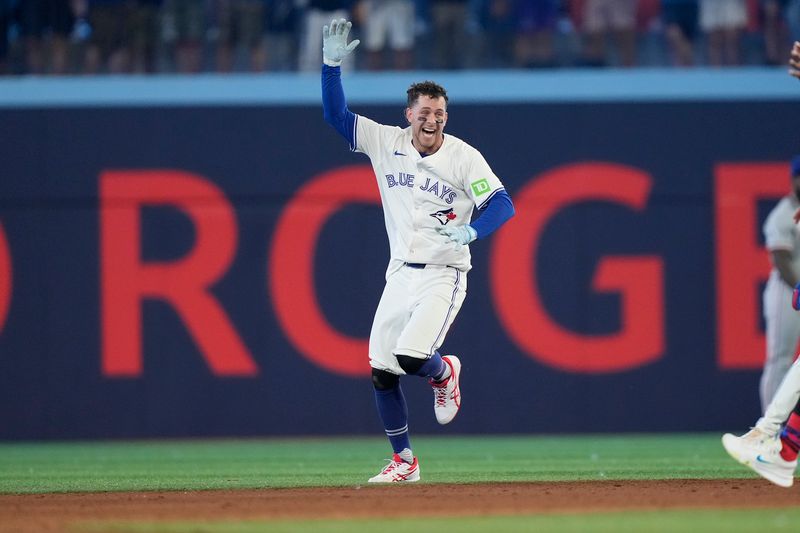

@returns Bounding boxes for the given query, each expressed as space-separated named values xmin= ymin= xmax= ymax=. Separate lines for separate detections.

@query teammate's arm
xmin=321 ymin=19 xmax=360 ymax=146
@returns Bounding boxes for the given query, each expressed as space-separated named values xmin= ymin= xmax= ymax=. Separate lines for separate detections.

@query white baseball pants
xmin=369 ymin=264 xmax=467 ymax=375
xmin=761 ymin=277 xmax=800 ymax=411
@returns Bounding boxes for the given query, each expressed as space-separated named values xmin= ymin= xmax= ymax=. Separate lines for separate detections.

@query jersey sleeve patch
xmin=470 ymin=178 xmax=491 ymax=197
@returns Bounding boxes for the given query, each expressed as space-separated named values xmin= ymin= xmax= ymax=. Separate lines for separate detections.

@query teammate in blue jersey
xmin=321 ymin=19 xmax=515 ymax=482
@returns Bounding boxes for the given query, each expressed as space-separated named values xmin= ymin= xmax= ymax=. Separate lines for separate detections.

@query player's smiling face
xmin=406 ymin=95 xmax=447 ymax=155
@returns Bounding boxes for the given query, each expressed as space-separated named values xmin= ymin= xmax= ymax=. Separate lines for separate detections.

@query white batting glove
xmin=437 ymin=224 xmax=477 ymax=245
xmin=322 ymin=19 xmax=360 ymax=67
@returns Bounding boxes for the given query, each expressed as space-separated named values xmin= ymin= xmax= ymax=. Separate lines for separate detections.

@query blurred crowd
xmin=1 ymin=0 xmax=798 ymax=75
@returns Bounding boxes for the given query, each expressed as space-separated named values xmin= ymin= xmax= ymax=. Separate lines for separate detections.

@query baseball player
xmin=759 ymin=156 xmax=800 ymax=411
xmin=321 ymin=19 xmax=515 ymax=482
xmin=721 ymin=159 xmax=800 ymax=488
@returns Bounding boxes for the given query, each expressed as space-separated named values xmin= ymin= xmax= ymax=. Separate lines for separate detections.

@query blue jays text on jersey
xmin=385 ymin=173 xmax=459 ymax=205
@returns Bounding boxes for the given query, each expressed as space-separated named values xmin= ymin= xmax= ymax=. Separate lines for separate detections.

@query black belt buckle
xmin=405 ymin=262 xmax=426 ymax=269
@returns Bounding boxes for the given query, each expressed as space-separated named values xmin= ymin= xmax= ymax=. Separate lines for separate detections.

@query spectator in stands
xmin=17 ymin=0 xmax=74 ymax=74
xmin=214 ymin=0 xmax=267 ymax=71
xmin=264 ymin=0 xmax=298 ymax=70
xmin=578 ymin=0 xmax=637 ymax=67
xmin=84 ymin=0 xmax=133 ymax=73
xmin=788 ymin=1 xmax=800 ymax=44
xmin=699 ymin=0 xmax=746 ymax=65
xmin=162 ymin=0 xmax=205 ymax=72
xmin=3 ymin=0 xmax=800 ymax=74
xmin=475 ymin=0 xmax=516 ymax=68
xmin=513 ymin=0 xmax=559 ymax=68
xmin=359 ymin=0 xmax=415 ymax=69
xmin=429 ymin=0 xmax=472 ymax=68
xmin=662 ymin=0 xmax=698 ymax=65
xmin=129 ymin=0 xmax=162 ymax=73
xmin=0 ymin=0 xmax=14 ymax=74
xmin=298 ymin=0 xmax=351 ymax=71
xmin=762 ymin=0 xmax=790 ymax=65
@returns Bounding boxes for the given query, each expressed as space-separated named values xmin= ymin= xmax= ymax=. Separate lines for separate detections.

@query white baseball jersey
xmin=761 ymin=195 xmax=800 ymax=411
xmin=353 ymin=113 xmax=505 ymax=371
xmin=764 ymin=196 xmax=800 ymax=275
xmin=353 ymin=114 xmax=506 ymax=278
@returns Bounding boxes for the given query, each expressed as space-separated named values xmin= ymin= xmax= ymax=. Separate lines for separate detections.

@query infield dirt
xmin=1 ymin=479 xmax=797 ymax=533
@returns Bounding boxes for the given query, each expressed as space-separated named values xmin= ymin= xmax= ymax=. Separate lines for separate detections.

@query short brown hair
xmin=407 ymin=81 xmax=448 ymax=108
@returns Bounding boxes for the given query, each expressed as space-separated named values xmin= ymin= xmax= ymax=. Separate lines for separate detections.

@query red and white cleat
xmin=431 ymin=355 xmax=461 ymax=425
xmin=368 ymin=454 xmax=421 ymax=483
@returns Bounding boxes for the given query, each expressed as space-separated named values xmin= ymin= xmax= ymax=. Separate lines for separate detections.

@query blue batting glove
xmin=793 ymin=282 xmax=800 ymax=310
xmin=437 ymin=224 xmax=477 ymax=245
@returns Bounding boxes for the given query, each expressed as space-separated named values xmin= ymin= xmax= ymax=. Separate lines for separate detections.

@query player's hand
xmin=322 ymin=19 xmax=360 ymax=67
xmin=437 ymin=224 xmax=477 ymax=245
xmin=793 ymin=207 xmax=800 ymax=224
xmin=790 ymin=41 xmax=800 ymax=80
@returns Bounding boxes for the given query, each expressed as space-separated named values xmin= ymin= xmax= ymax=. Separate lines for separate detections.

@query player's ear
xmin=405 ymin=108 xmax=412 ymax=124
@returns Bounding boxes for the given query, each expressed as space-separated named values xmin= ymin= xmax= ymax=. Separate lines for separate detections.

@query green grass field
xmin=0 ymin=433 xmax=750 ymax=493
xmin=1 ymin=434 xmax=791 ymax=532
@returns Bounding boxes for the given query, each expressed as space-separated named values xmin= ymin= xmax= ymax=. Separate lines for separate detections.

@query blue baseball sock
xmin=416 ymin=351 xmax=449 ymax=382
xmin=374 ymin=384 xmax=411 ymax=456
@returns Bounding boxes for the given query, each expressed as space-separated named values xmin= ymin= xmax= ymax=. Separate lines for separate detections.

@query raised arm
xmin=321 ymin=19 xmax=361 ymax=146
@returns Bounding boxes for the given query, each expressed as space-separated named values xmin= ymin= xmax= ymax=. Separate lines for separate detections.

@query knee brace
xmin=396 ymin=354 xmax=426 ymax=375
xmin=371 ymin=368 xmax=400 ymax=390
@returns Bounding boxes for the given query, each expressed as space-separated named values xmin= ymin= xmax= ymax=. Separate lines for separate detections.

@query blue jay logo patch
xmin=430 ymin=208 xmax=457 ymax=225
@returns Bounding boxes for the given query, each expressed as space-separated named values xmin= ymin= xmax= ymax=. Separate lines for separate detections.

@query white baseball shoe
xmin=430 ymin=355 xmax=461 ymax=425
xmin=368 ymin=454 xmax=420 ymax=483
xmin=722 ymin=428 xmax=797 ymax=488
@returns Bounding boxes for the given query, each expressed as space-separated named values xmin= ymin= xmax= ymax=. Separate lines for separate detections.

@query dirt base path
xmin=2 ymin=479 xmax=798 ymax=533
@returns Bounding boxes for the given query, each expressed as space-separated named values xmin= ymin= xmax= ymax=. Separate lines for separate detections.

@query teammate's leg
xmin=779 ymin=403 xmax=800 ymax=462
xmin=723 ymin=355 xmax=800 ymax=487
xmin=760 ymin=280 xmax=800 ymax=410
xmin=758 ymin=357 xmax=800 ymax=436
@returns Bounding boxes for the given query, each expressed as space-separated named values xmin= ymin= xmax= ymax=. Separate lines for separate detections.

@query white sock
xmin=397 ymin=448 xmax=414 ymax=464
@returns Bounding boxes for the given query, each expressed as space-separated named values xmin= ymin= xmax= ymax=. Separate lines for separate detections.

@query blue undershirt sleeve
xmin=471 ymin=189 xmax=515 ymax=240
xmin=322 ymin=64 xmax=357 ymax=149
